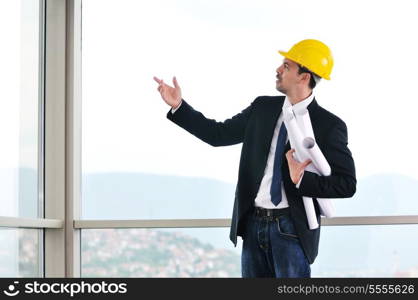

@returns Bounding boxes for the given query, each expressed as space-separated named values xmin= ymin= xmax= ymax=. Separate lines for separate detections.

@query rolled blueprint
xmin=303 ymin=137 xmax=331 ymax=176
xmin=284 ymin=108 xmax=335 ymax=229
xmin=283 ymin=110 xmax=308 ymax=162
xmin=297 ymin=109 xmax=335 ymax=218
xmin=295 ymin=109 xmax=315 ymax=139
xmin=284 ymin=111 xmax=322 ymax=175
xmin=303 ymin=137 xmax=335 ymax=217
xmin=283 ymin=112 xmax=320 ymax=230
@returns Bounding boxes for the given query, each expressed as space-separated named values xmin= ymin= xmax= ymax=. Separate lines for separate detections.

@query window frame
xmin=3 ymin=0 xmax=418 ymax=278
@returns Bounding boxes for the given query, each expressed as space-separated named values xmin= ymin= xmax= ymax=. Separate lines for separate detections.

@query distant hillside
xmin=81 ymin=172 xmax=418 ymax=219
xmin=334 ymin=173 xmax=418 ymax=216
xmin=82 ymin=172 xmax=236 ymax=219
xmin=12 ymin=168 xmax=418 ymax=219
xmin=81 ymin=228 xmax=241 ymax=277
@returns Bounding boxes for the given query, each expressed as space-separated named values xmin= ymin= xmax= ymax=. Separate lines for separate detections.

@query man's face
xmin=275 ymin=58 xmax=303 ymax=94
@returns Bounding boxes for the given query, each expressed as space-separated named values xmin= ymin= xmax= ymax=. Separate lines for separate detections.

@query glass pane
xmin=313 ymin=224 xmax=418 ymax=277
xmin=81 ymin=225 xmax=418 ymax=278
xmin=81 ymin=228 xmax=241 ymax=277
xmin=0 ymin=228 xmax=42 ymax=277
xmin=0 ymin=0 xmax=40 ymax=218
xmin=82 ymin=0 xmax=418 ymax=219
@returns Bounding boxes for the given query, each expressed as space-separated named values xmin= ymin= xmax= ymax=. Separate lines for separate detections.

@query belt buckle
xmin=266 ymin=210 xmax=272 ymax=217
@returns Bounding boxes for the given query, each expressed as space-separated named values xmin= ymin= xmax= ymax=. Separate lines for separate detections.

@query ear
xmin=300 ymin=72 xmax=311 ymax=85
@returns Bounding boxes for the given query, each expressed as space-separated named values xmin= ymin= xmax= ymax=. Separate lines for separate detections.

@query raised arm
xmin=154 ymin=76 xmax=254 ymax=147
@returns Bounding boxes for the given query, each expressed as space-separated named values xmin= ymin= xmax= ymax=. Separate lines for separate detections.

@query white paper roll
xmin=302 ymin=137 xmax=335 ymax=217
xmin=283 ymin=106 xmax=335 ymax=227
xmin=284 ymin=112 xmax=319 ymax=229
xmin=303 ymin=137 xmax=331 ymax=176
xmin=283 ymin=111 xmax=308 ymax=162
xmin=296 ymin=108 xmax=315 ymax=140
xmin=303 ymin=196 xmax=319 ymax=229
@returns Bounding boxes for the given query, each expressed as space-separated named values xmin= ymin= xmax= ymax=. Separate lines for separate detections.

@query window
xmin=0 ymin=229 xmax=41 ymax=277
xmin=0 ymin=0 xmax=41 ymax=219
xmin=313 ymin=225 xmax=418 ymax=277
xmin=81 ymin=228 xmax=241 ymax=277
xmin=79 ymin=0 xmax=418 ymax=278
xmin=0 ymin=0 xmax=43 ymax=278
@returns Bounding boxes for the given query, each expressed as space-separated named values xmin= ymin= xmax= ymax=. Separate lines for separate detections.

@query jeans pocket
xmin=277 ymin=215 xmax=299 ymax=239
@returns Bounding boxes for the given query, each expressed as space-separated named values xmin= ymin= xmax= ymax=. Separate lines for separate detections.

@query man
xmin=154 ymin=39 xmax=356 ymax=278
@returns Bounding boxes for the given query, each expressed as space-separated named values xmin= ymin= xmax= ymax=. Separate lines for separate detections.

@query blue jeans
xmin=241 ymin=212 xmax=311 ymax=278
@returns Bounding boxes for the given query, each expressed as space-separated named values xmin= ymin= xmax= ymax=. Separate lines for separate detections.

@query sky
xmin=81 ymin=0 xmax=418 ymax=183
xmin=2 ymin=0 xmax=418 ymax=211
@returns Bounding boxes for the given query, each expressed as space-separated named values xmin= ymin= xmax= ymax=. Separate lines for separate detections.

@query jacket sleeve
xmin=166 ymin=99 xmax=255 ymax=147
xmin=297 ymin=121 xmax=357 ymax=198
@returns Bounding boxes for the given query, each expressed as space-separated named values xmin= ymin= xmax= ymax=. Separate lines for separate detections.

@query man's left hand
xmin=285 ymin=149 xmax=312 ymax=184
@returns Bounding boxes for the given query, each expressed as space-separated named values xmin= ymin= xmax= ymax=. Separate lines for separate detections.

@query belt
xmin=254 ymin=207 xmax=290 ymax=218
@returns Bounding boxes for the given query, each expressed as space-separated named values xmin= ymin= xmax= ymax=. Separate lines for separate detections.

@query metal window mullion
xmin=44 ymin=0 xmax=67 ymax=277
xmin=321 ymin=215 xmax=418 ymax=226
xmin=0 ymin=216 xmax=63 ymax=228
xmin=42 ymin=0 xmax=81 ymax=278
xmin=65 ymin=0 xmax=82 ymax=278
xmin=38 ymin=0 xmax=46 ymax=222
xmin=73 ymin=215 xmax=418 ymax=229
xmin=75 ymin=219 xmax=232 ymax=229
xmin=38 ymin=0 xmax=46 ymax=278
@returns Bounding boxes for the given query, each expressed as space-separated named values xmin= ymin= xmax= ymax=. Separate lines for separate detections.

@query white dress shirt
xmin=254 ymin=93 xmax=314 ymax=209
xmin=171 ymin=101 xmax=182 ymax=113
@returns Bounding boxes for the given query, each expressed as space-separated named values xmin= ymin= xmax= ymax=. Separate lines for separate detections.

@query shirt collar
xmin=282 ymin=93 xmax=315 ymax=114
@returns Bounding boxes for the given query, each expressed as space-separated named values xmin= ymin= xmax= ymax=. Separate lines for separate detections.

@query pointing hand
xmin=153 ymin=76 xmax=182 ymax=109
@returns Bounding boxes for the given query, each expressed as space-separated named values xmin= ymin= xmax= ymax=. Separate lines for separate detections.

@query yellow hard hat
xmin=278 ymin=39 xmax=334 ymax=80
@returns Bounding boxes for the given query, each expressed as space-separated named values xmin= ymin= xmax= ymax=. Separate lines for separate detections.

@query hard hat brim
xmin=277 ymin=50 xmax=331 ymax=80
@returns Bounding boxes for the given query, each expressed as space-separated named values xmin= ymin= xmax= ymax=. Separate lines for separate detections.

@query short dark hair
xmin=297 ymin=64 xmax=319 ymax=89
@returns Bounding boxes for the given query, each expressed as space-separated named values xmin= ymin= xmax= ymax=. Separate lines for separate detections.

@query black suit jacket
xmin=167 ymin=95 xmax=356 ymax=264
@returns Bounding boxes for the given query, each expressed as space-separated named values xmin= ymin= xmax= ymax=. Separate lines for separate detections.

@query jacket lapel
xmin=261 ymin=97 xmax=285 ymax=153
xmin=255 ymin=97 xmax=285 ymax=179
